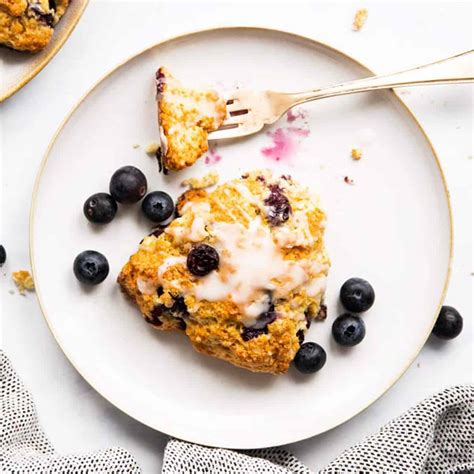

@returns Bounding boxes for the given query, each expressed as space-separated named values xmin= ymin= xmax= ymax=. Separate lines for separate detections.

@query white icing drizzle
xmin=153 ymin=177 xmax=329 ymax=327
xmin=231 ymin=183 xmax=262 ymax=209
xmin=161 ymin=85 xmax=224 ymax=127
xmin=304 ymin=276 xmax=327 ymax=297
xmin=273 ymin=210 xmax=314 ymax=248
xmin=165 ymin=202 xmax=211 ymax=243
xmin=159 ymin=125 xmax=168 ymax=154
xmin=136 ymin=278 xmax=156 ymax=295
xmin=245 ymin=293 xmax=272 ymax=319
xmin=157 ymin=256 xmax=187 ymax=279
xmin=193 ymin=217 xmax=318 ymax=326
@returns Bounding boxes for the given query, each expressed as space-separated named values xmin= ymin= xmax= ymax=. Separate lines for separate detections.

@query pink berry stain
xmin=288 ymin=126 xmax=310 ymax=137
xmin=261 ymin=126 xmax=310 ymax=164
xmin=204 ymin=146 xmax=222 ymax=165
xmin=286 ymin=108 xmax=307 ymax=123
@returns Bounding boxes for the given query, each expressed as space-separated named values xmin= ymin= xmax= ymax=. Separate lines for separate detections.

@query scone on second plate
xmin=118 ymin=170 xmax=330 ymax=374
xmin=0 ymin=0 xmax=69 ymax=52
xmin=156 ymin=67 xmax=226 ymax=172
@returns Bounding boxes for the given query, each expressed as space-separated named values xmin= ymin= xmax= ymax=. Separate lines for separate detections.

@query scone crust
xmin=118 ymin=171 xmax=330 ymax=374
xmin=0 ymin=0 xmax=69 ymax=52
xmin=0 ymin=0 xmax=27 ymax=16
xmin=156 ymin=67 xmax=226 ymax=171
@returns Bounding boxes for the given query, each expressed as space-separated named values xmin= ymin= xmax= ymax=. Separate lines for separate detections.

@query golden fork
xmin=209 ymin=50 xmax=473 ymax=141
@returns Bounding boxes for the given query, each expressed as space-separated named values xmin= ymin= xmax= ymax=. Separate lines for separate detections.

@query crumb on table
xmin=12 ymin=270 xmax=35 ymax=294
xmin=344 ymin=176 xmax=355 ymax=185
xmin=353 ymin=8 xmax=368 ymax=31
xmin=351 ymin=148 xmax=362 ymax=161
xmin=145 ymin=142 xmax=160 ymax=156
xmin=181 ymin=170 xmax=219 ymax=190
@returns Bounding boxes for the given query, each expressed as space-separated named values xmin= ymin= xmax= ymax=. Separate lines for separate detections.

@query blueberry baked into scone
xmin=118 ymin=170 xmax=330 ymax=374
xmin=156 ymin=67 xmax=227 ymax=172
xmin=0 ymin=0 xmax=69 ymax=52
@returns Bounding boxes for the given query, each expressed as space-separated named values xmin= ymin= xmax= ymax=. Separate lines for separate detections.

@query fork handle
xmin=288 ymin=50 xmax=473 ymax=105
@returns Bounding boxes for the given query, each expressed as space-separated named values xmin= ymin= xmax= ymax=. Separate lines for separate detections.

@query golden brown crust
xmin=0 ymin=0 xmax=69 ymax=52
xmin=175 ymin=188 xmax=208 ymax=216
xmin=0 ymin=0 xmax=27 ymax=16
xmin=118 ymin=171 xmax=330 ymax=374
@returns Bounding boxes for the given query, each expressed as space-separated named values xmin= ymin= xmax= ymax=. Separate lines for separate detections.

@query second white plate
xmin=31 ymin=28 xmax=451 ymax=448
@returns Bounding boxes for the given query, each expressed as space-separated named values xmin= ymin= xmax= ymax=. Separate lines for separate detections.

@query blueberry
xmin=73 ymin=250 xmax=109 ymax=285
xmin=109 ymin=166 xmax=147 ymax=204
xmin=264 ymin=184 xmax=292 ymax=226
xmin=170 ymin=296 xmax=189 ymax=317
xmin=146 ymin=305 xmax=163 ymax=326
xmin=177 ymin=318 xmax=187 ymax=331
xmin=29 ymin=3 xmax=54 ymax=26
xmin=148 ymin=225 xmax=167 ymax=238
xmin=332 ymin=313 xmax=366 ymax=346
xmin=241 ymin=306 xmax=276 ymax=341
xmin=142 ymin=191 xmax=174 ymax=223
xmin=252 ymin=306 xmax=276 ymax=329
xmin=432 ymin=305 xmax=463 ymax=340
xmin=242 ymin=327 xmax=268 ymax=341
xmin=340 ymin=278 xmax=375 ymax=312
xmin=294 ymin=342 xmax=327 ymax=374
xmin=0 ymin=245 xmax=6 ymax=266
xmin=187 ymin=244 xmax=219 ymax=276
xmin=83 ymin=192 xmax=117 ymax=224
xmin=318 ymin=304 xmax=328 ymax=320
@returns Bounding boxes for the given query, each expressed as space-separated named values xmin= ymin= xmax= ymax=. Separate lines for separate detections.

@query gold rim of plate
xmin=0 ymin=0 xmax=89 ymax=103
xmin=28 ymin=26 xmax=453 ymax=447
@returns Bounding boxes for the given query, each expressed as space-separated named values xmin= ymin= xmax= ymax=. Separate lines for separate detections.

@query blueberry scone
xmin=118 ymin=170 xmax=330 ymax=374
xmin=156 ymin=67 xmax=227 ymax=172
xmin=0 ymin=0 xmax=69 ymax=52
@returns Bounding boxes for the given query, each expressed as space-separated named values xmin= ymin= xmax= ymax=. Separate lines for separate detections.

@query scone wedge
xmin=156 ymin=67 xmax=226 ymax=172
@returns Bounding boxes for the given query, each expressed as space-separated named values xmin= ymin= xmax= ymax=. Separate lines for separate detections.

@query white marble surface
xmin=0 ymin=2 xmax=472 ymax=472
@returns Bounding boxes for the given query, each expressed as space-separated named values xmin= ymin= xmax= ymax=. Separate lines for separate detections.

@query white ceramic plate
xmin=30 ymin=28 xmax=452 ymax=448
xmin=0 ymin=0 xmax=88 ymax=102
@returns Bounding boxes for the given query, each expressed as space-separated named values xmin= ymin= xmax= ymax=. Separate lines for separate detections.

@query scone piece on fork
xmin=156 ymin=67 xmax=227 ymax=172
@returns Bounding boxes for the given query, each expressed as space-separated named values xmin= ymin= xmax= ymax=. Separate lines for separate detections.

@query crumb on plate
xmin=12 ymin=270 xmax=35 ymax=294
xmin=181 ymin=170 xmax=219 ymax=190
xmin=145 ymin=142 xmax=160 ymax=156
xmin=132 ymin=144 xmax=140 ymax=149
xmin=353 ymin=8 xmax=368 ymax=31
xmin=351 ymin=148 xmax=362 ymax=161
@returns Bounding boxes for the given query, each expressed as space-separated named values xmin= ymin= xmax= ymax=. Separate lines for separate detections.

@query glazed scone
xmin=0 ymin=0 xmax=69 ymax=52
xmin=156 ymin=67 xmax=227 ymax=172
xmin=118 ymin=170 xmax=330 ymax=374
